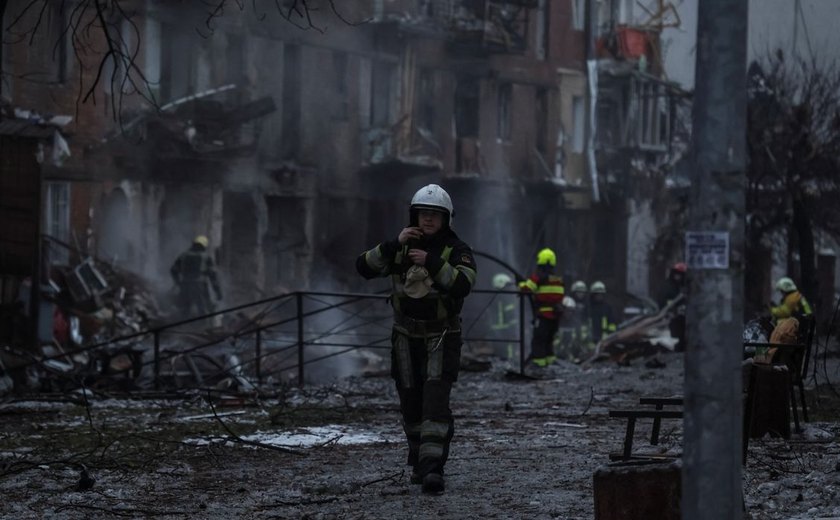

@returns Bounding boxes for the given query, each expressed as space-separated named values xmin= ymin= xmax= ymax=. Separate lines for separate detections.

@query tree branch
xmin=3 ymin=0 xmax=362 ymax=121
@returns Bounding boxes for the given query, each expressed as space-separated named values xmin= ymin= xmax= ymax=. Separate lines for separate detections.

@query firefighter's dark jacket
xmin=356 ymin=228 xmax=476 ymax=320
xmin=171 ymin=244 xmax=222 ymax=298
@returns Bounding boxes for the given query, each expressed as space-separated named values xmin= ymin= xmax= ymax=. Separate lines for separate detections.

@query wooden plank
xmin=639 ymin=397 xmax=683 ymax=406
xmin=609 ymin=410 xmax=683 ymax=419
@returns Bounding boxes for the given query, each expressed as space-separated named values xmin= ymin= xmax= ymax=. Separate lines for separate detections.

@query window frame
xmin=497 ymin=82 xmax=513 ymax=142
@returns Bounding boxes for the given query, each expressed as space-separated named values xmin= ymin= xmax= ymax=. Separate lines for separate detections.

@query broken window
xmin=333 ymin=51 xmax=349 ymax=121
xmin=417 ymin=69 xmax=436 ymax=131
xmin=281 ymin=45 xmax=301 ymax=159
xmin=266 ymin=197 xmax=307 ymax=250
xmin=617 ymin=0 xmax=635 ymax=24
xmin=195 ymin=43 xmax=212 ymax=93
xmin=160 ymin=23 xmax=195 ymax=102
xmin=371 ymin=61 xmax=396 ymax=128
xmin=535 ymin=0 xmax=549 ymax=60
xmin=226 ymin=34 xmax=245 ymax=85
xmin=484 ymin=2 xmax=529 ymax=51
xmin=44 ymin=182 xmax=70 ymax=265
xmin=265 ymin=196 xmax=308 ymax=286
xmin=99 ymin=188 xmax=131 ymax=266
xmin=536 ymin=88 xmax=548 ymax=154
xmin=634 ymin=79 xmax=670 ymax=150
xmin=595 ymin=84 xmax=624 ymax=148
xmin=594 ymin=214 xmax=617 ymax=273
xmin=572 ymin=95 xmax=585 ymax=153
xmin=224 ymin=191 xmax=259 ymax=266
xmin=34 ymin=3 xmax=72 ymax=84
xmin=144 ymin=18 xmax=162 ymax=99
xmin=455 ymin=77 xmax=480 ymax=138
xmin=358 ymin=57 xmax=372 ymax=129
xmin=571 ymin=0 xmax=585 ymax=31
xmin=497 ymin=83 xmax=512 ymax=141
xmin=456 ymin=77 xmax=482 ymax=173
xmin=418 ymin=0 xmax=433 ymax=17
xmin=52 ymin=3 xmax=71 ymax=83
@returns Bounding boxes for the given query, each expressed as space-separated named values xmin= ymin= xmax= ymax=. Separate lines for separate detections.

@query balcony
xmin=373 ymin=0 xmax=535 ymax=55
xmin=361 ymin=114 xmax=443 ymax=173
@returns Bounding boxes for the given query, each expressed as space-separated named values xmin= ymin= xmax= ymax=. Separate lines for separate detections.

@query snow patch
xmin=802 ymin=425 xmax=835 ymax=441
xmin=241 ymin=426 xmax=396 ymax=447
xmin=186 ymin=425 xmax=399 ymax=449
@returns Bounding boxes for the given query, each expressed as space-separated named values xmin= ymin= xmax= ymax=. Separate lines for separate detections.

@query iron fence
xmin=29 ymin=288 xmax=531 ymax=391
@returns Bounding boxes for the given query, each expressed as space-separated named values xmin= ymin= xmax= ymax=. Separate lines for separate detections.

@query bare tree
xmin=1 ymin=0 xmax=363 ymax=118
xmin=746 ymin=51 xmax=840 ymax=305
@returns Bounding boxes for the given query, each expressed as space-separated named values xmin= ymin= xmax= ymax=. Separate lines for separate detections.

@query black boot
xmin=410 ymin=470 xmax=422 ymax=485
xmin=422 ymin=473 xmax=445 ymax=494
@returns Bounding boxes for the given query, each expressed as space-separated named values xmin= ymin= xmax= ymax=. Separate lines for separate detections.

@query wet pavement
xmin=2 ymin=353 xmax=840 ymax=519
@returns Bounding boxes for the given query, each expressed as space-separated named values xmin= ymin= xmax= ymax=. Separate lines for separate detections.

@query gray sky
xmin=659 ymin=0 xmax=840 ymax=89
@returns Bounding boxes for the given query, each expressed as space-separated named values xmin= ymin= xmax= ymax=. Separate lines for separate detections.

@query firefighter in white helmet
xmin=490 ymin=273 xmax=518 ymax=360
xmin=770 ymin=276 xmax=813 ymax=323
xmin=560 ymin=280 xmax=593 ymax=362
xmin=356 ymin=183 xmax=476 ymax=495
xmin=589 ymin=281 xmax=616 ymax=343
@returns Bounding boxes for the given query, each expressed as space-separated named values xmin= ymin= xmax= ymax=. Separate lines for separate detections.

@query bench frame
xmin=609 ymin=405 xmax=683 ymax=461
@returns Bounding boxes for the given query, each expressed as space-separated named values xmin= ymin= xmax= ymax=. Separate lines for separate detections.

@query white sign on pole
xmin=685 ymin=231 xmax=729 ymax=269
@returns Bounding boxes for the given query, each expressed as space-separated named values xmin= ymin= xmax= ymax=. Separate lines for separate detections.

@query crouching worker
xmin=355 ymin=184 xmax=476 ymax=495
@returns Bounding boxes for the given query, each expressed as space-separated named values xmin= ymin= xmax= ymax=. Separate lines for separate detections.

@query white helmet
xmin=571 ymin=280 xmax=588 ymax=293
xmin=410 ymin=184 xmax=454 ymax=226
xmin=776 ymin=277 xmax=797 ymax=293
xmin=492 ymin=273 xmax=513 ymax=289
xmin=590 ymin=281 xmax=606 ymax=294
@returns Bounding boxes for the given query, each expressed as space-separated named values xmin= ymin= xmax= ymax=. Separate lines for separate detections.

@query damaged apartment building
xmin=588 ymin=0 xmax=690 ymax=304
xmin=1 ymin=0 xmax=600 ymax=311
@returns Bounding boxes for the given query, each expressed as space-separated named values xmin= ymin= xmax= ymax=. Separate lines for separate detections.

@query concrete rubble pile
xmin=588 ymin=296 xmax=685 ymax=365
xmin=0 ymin=256 xmax=158 ymax=393
xmin=1 ymin=254 xmax=261 ymax=396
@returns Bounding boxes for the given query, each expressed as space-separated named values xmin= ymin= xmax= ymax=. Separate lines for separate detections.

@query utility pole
xmin=0 ymin=0 xmax=7 ymax=101
xmin=793 ymin=0 xmax=800 ymax=59
xmin=683 ymin=0 xmax=747 ymax=519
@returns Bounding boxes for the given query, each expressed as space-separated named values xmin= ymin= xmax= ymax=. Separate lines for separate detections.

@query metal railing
xmin=27 ymin=288 xmax=531 ymax=391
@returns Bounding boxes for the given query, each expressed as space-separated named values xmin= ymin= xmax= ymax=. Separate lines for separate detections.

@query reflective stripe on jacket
xmin=589 ymin=301 xmax=616 ymax=342
xmin=356 ymin=228 xmax=476 ymax=321
xmin=519 ymin=274 xmax=564 ymax=320
xmin=771 ymin=291 xmax=813 ymax=321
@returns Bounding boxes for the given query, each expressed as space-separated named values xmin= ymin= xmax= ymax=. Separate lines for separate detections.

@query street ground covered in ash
xmin=3 ymin=353 xmax=840 ymax=519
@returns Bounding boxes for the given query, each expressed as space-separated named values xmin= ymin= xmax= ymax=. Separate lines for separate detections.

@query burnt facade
xmin=2 ymin=0 xmax=598 ymax=309
xmin=589 ymin=0 xmax=690 ymax=305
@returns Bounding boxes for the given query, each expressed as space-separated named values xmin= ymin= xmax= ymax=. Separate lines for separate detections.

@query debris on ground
xmin=2 ymin=353 xmax=839 ymax=518
xmin=587 ymin=296 xmax=684 ymax=365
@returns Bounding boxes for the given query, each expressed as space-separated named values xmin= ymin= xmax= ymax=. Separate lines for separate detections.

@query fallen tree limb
xmin=207 ymin=393 xmax=306 ymax=456
xmin=360 ymin=470 xmax=403 ymax=488
xmin=578 ymin=386 xmax=594 ymax=417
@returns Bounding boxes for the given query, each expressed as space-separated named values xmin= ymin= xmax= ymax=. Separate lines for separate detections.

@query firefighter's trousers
xmin=531 ymin=316 xmax=559 ymax=361
xmin=390 ymin=325 xmax=462 ymax=477
xmin=176 ymin=281 xmax=214 ymax=317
